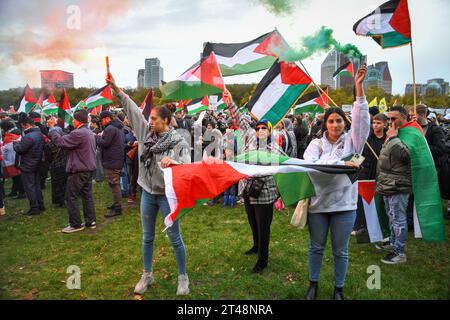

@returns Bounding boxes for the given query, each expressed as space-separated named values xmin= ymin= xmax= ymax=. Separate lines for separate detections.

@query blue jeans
xmin=140 ymin=190 xmax=187 ymax=275
xmin=383 ymin=193 xmax=409 ymax=254
xmin=120 ymin=164 xmax=129 ymax=196
xmin=308 ymin=210 xmax=356 ymax=288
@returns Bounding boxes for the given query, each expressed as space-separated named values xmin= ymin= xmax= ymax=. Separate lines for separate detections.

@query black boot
xmin=105 ymin=205 xmax=122 ymax=218
xmin=305 ymin=281 xmax=318 ymax=300
xmin=333 ymin=287 xmax=345 ymax=300
xmin=251 ymin=260 xmax=267 ymax=273
xmin=245 ymin=246 xmax=258 ymax=255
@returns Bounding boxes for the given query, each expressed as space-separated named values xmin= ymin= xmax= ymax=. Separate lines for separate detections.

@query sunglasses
xmin=387 ymin=117 xmax=398 ymax=121
xmin=256 ymin=126 xmax=268 ymax=131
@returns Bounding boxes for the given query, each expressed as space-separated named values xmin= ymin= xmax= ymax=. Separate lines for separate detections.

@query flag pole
xmin=410 ymin=42 xmax=417 ymax=114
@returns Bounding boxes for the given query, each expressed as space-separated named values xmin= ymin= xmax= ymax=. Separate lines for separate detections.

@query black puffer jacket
xmin=13 ymin=127 xmax=44 ymax=173
xmin=424 ymin=121 xmax=447 ymax=170
xmin=97 ymin=119 xmax=125 ymax=169
xmin=376 ymin=136 xmax=412 ymax=195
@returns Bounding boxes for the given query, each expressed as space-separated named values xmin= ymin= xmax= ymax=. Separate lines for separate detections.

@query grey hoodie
xmin=118 ymin=91 xmax=190 ymax=195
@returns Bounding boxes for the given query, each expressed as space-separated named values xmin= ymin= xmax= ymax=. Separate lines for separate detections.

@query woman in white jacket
xmin=303 ymin=66 xmax=370 ymax=300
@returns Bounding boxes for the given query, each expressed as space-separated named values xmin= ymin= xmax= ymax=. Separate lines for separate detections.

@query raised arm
xmin=223 ymin=89 xmax=250 ymax=132
xmin=107 ymin=74 xmax=148 ymax=142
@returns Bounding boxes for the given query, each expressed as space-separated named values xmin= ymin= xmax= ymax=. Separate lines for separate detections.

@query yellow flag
xmin=379 ymin=98 xmax=388 ymax=113
xmin=368 ymin=97 xmax=378 ymax=108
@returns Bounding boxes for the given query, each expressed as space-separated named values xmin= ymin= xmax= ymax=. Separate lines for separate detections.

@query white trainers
xmin=176 ymin=274 xmax=190 ymax=296
xmin=134 ymin=271 xmax=154 ymax=295
xmin=62 ymin=225 xmax=85 ymax=233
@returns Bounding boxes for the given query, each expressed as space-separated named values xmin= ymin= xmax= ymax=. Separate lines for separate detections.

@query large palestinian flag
xmin=291 ymin=88 xmax=328 ymax=115
xmin=185 ymin=97 xmax=209 ymax=115
xmin=202 ymin=30 xmax=290 ymax=76
xmin=353 ymin=0 xmax=412 ymax=49
xmin=247 ymin=60 xmax=312 ymax=127
xmin=160 ymin=52 xmax=225 ymax=101
xmin=17 ymin=84 xmax=37 ymax=113
xmin=333 ymin=61 xmax=354 ymax=79
xmin=397 ymin=121 xmax=445 ymax=242
xmin=162 ymin=150 xmax=356 ymax=228
xmin=42 ymin=94 xmax=59 ymax=115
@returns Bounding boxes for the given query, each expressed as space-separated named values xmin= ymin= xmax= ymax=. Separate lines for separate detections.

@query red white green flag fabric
xmin=8 ymin=106 xmax=15 ymax=114
xmin=162 ymin=151 xmax=357 ymax=228
xmin=42 ymin=94 xmax=58 ymax=115
xmin=358 ymin=180 xmax=390 ymax=243
xmin=186 ymin=97 xmax=209 ymax=115
xmin=202 ymin=30 xmax=291 ymax=76
xmin=291 ymin=88 xmax=328 ymax=115
xmin=247 ymin=60 xmax=312 ymax=127
xmin=353 ymin=0 xmax=412 ymax=49
xmin=398 ymin=121 xmax=445 ymax=242
xmin=333 ymin=61 xmax=354 ymax=79
xmin=17 ymin=84 xmax=37 ymax=113
xmin=140 ymin=89 xmax=153 ymax=121
xmin=58 ymin=89 xmax=72 ymax=126
xmin=209 ymin=94 xmax=227 ymax=111
xmin=160 ymin=52 xmax=225 ymax=101
xmin=32 ymin=92 xmax=44 ymax=113
xmin=75 ymin=85 xmax=113 ymax=111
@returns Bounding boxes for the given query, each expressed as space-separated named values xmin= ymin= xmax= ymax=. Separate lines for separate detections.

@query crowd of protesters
xmin=1 ymin=67 xmax=449 ymax=298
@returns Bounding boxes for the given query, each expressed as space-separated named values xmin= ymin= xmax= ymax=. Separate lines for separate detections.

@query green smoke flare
xmin=282 ymin=26 xmax=363 ymax=61
xmin=255 ymin=0 xmax=294 ymax=15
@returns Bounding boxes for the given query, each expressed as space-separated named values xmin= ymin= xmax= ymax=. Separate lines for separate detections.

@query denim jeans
xmin=308 ymin=210 xmax=356 ymax=288
xmin=383 ymin=193 xmax=409 ymax=254
xmin=120 ymin=164 xmax=129 ymax=196
xmin=140 ymin=190 xmax=187 ymax=275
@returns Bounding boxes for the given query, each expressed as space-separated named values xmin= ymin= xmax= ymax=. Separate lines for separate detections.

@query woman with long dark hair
xmin=303 ymin=66 xmax=370 ymax=300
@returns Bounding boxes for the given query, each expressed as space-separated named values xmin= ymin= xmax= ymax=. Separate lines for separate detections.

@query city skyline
xmin=0 ymin=0 xmax=449 ymax=95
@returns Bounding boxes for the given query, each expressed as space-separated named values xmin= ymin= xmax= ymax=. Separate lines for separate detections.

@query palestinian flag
xmin=162 ymin=150 xmax=357 ymax=228
xmin=398 ymin=121 xmax=445 ymax=242
xmin=31 ymin=92 xmax=44 ymax=113
xmin=292 ymin=88 xmax=328 ymax=115
xmin=80 ymin=85 xmax=113 ymax=110
xmin=160 ymin=52 xmax=225 ymax=101
xmin=186 ymin=97 xmax=209 ymax=115
xmin=357 ymin=181 xmax=390 ymax=243
xmin=89 ymin=105 xmax=102 ymax=116
xmin=333 ymin=61 xmax=354 ymax=79
xmin=247 ymin=60 xmax=312 ymax=127
xmin=42 ymin=94 xmax=59 ymax=115
xmin=58 ymin=89 xmax=72 ymax=126
xmin=17 ymin=84 xmax=37 ymax=113
xmin=7 ymin=106 xmax=15 ymax=114
xmin=353 ymin=0 xmax=412 ymax=49
xmin=202 ymin=30 xmax=290 ymax=76
xmin=140 ymin=89 xmax=153 ymax=121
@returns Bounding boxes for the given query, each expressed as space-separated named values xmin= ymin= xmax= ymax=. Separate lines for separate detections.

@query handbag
xmin=247 ymin=177 xmax=265 ymax=198
xmin=290 ymin=198 xmax=310 ymax=229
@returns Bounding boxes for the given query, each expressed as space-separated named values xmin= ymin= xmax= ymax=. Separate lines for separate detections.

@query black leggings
xmin=243 ymin=193 xmax=274 ymax=264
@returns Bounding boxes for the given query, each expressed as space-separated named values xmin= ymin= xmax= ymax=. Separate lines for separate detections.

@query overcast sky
xmin=0 ymin=0 xmax=449 ymax=95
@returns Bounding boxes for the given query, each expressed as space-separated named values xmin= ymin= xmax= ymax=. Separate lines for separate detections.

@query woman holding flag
xmin=303 ymin=66 xmax=370 ymax=300
xmin=106 ymin=74 xmax=191 ymax=296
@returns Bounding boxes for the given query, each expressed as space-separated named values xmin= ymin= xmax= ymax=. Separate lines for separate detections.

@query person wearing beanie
xmin=47 ymin=109 xmax=97 ymax=233
xmin=13 ymin=113 xmax=45 ymax=215
xmin=97 ymin=109 xmax=125 ymax=218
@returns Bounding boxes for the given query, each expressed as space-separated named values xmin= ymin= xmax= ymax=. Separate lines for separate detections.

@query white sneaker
xmin=176 ymin=274 xmax=190 ymax=295
xmin=62 ymin=225 xmax=85 ymax=233
xmin=134 ymin=271 xmax=154 ymax=295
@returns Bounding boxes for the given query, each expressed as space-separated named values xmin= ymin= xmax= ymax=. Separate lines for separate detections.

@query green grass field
xmin=0 ymin=180 xmax=449 ymax=300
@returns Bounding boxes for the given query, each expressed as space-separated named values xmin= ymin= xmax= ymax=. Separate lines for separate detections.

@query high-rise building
xmin=40 ymin=70 xmax=74 ymax=90
xmin=405 ymin=78 xmax=449 ymax=96
xmin=144 ymin=58 xmax=164 ymax=89
xmin=364 ymin=62 xmax=392 ymax=95
xmin=137 ymin=69 xmax=145 ymax=89
xmin=320 ymin=50 xmax=367 ymax=89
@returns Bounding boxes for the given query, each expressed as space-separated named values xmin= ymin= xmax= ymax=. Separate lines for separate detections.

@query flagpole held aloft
xmin=409 ymin=42 xmax=417 ymax=114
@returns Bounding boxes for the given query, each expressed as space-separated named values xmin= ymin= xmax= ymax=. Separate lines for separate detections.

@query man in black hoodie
xmin=98 ymin=110 xmax=125 ymax=217
xmin=13 ymin=113 xmax=45 ymax=215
